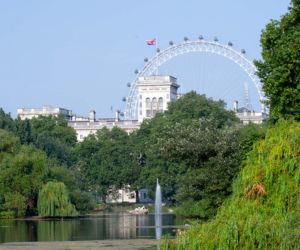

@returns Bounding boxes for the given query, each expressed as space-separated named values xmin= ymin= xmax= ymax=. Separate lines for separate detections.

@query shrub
xmin=0 ymin=211 xmax=16 ymax=219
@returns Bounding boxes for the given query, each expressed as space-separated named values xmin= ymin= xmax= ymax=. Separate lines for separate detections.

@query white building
xmin=106 ymin=187 xmax=137 ymax=204
xmin=233 ymin=101 xmax=268 ymax=124
xmin=136 ymin=75 xmax=180 ymax=123
xmin=68 ymin=110 xmax=139 ymax=142
xmin=105 ymin=187 xmax=152 ymax=204
xmin=17 ymin=105 xmax=72 ymax=120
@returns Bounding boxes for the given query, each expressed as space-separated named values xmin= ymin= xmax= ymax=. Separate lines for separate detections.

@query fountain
xmin=155 ymin=178 xmax=162 ymax=240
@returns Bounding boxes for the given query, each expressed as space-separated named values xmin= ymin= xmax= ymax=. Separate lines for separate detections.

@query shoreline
xmin=0 ymin=239 xmax=160 ymax=250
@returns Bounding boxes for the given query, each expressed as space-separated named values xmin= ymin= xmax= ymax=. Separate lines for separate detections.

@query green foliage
xmin=164 ymin=120 xmax=300 ymax=249
xmin=0 ymin=129 xmax=20 ymax=156
xmin=72 ymin=127 xmax=140 ymax=200
xmin=0 ymin=131 xmax=48 ymax=216
xmin=3 ymin=193 xmax=26 ymax=217
xmin=238 ymin=123 xmax=267 ymax=161
xmin=0 ymin=112 xmax=92 ymax=216
xmin=15 ymin=118 xmax=33 ymax=144
xmin=38 ymin=182 xmax=78 ymax=217
xmin=70 ymin=191 xmax=95 ymax=212
xmin=0 ymin=211 xmax=15 ymax=219
xmin=166 ymin=91 xmax=239 ymax=127
xmin=0 ymin=108 xmax=15 ymax=132
xmin=132 ymin=92 xmax=243 ymax=218
xmin=255 ymin=1 xmax=300 ymax=121
xmin=29 ymin=115 xmax=77 ymax=165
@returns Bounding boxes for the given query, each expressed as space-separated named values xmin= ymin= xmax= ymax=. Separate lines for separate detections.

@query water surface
xmin=0 ymin=212 xmax=182 ymax=243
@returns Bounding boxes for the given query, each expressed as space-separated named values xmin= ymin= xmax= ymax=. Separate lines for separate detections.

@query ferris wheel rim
xmin=124 ymin=39 xmax=265 ymax=120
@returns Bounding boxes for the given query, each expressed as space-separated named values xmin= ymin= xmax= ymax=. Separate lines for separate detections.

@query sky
xmin=0 ymin=0 xmax=291 ymax=118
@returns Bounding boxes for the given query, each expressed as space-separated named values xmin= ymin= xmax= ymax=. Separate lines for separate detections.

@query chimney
xmin=89 ymin=110 xmax=96 ymax=122
xmin=115 ymin=110 xmax=120 ymax=122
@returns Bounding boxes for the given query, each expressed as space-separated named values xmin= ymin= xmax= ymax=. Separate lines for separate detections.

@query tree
xmin=0 ymin=130 xmax=48 ymax=216
xmin=72 ymin=127 xmax=140 ymax=202
xmin=38 ymin=182 xmax=78 ymax=217
xmin=132 ymin=92 xmax=242 ymax=217
xmin=15 ymin=118 xmax=33 ymax=144
xmin=158 ymin=120 xmax=242 ymax=218
xmin=255 ymin=0 xmax=300 ymax=121
xmin=0 ymin=108 xmax=15 ymax=132
xmin=46 ymin=166 xmax=95 ymax=211
xmin=29 ymin=115 xmax=77 ymax=165
xmin=0 ymin=129 xmax=20 ymax=157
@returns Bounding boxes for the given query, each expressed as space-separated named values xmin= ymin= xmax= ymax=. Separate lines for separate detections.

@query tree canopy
xmin=0 ymin=130 xmax=48 ymax=216
xmin=256 ymin=0 xmax=300 ymax=121
xmin=131 ymin=92 xmax=250 ymax=218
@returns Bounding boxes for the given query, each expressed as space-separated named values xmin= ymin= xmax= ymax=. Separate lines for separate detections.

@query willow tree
xmin=164 ymin=120 xmax=300 ymax=249
xmin=38 ymin=182 xmax=78 ymax=217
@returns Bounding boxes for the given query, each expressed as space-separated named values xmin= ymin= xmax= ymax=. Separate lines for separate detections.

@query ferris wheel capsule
xmin=134 ymin=69 xmax=139 ymax=74
xmin=214 ymin=37 xmax=219 ymax=42
xmin=228 ymin=41 xmax=233 ymax=46
xmin=127 ymin=82 xmax=131 ymax=87
xmin=144 ymin=57 xmax=148 ymax=62
xmin=122 ymin=97 xmax=127 ymax=102
xmin=198 ymin=35 xmax=204 ymax=40
xmin=241 ymin=49 xmax=246 ymax=54
xmin=184 ymin=36 xmax=189 ymax=41
xmin=169 ymin=41 xmax=174 ymax=46
xmin=156 ymin=48 xmax=160 ymax=53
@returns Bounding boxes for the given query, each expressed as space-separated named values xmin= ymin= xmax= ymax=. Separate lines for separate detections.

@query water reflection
xmin=0 ymin=213 xmax=180 ymax=243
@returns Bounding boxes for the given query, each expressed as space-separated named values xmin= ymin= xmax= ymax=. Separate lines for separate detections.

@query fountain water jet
xmin=155 ymin=178 xmax=162 ymax=240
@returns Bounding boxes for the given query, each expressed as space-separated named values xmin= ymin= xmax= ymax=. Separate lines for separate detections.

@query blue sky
xmin=0 ymin=0 xmax=290 ymax=118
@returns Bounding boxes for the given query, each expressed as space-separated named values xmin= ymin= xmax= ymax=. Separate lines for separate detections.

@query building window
xmin=158 ymin=97 xmax=163 ymax=109
xmin=146 ymin=110 xmax=151 ymax=117
xmin=146 ymin=98 xmax=151 ymax=109
xmin=140 ymin=95 xmax=142 ymax=100
xmin=152 ymin=97 xmax=157 ymax=110
xmin=140 ymin=110 xmax=142 ymax=115
xmin=166 ymin=94 xmax=170 ymax=99
xmin=139 ymin=102 xmax=142 ymax=108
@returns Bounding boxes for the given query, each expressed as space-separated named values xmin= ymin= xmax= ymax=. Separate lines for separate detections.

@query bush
xmin=0 ymin=211 xmax=16 ymax=219
xmin=70 ymin=191 xmax=95 ymax=212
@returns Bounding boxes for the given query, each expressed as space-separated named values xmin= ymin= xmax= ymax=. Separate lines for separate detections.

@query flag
xmin=146 ymin=39 xmax=156 ymax=45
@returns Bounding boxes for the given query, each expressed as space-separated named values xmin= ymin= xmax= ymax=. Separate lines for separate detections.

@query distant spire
xmin=244 ymin=82 xmax=252 ymax=111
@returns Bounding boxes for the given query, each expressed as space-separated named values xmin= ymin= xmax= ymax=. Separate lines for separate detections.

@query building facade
xmin=233 ymin=101 xmax=268 ymax=124
xmin=68 ymin=111 xmax=139 ymax=142
xmin=17 ymin=105 xmax=72 ymax=120
xmin=136 ymin=75 xmax=180 ymax=123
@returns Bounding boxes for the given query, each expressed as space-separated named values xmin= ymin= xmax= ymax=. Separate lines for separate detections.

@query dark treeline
xmin=0 ymin=92 xmax=266 ymax=219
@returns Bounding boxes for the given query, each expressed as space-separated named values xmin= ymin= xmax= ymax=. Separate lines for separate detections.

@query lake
xmin=0 ymin=212 xmax=183 ymax=243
